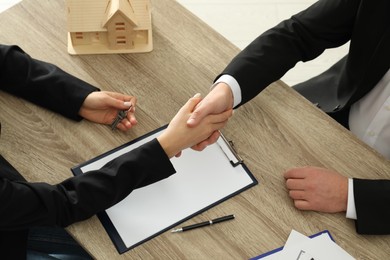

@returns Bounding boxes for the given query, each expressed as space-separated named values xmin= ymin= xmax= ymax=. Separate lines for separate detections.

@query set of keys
xmin=110 ymin=105 xmax=132 ymax=130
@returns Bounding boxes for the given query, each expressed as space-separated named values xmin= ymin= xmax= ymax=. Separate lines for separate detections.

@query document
xmin=278 ymin=230 xmax=355 ymax=260
xmin=251 ymin=229 xmax=355 ymax=260
xmin=72 ymin=126 xmax=257 ymax=254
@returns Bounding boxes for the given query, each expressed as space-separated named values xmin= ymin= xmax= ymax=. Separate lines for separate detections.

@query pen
xmin=171 ymin=214 xmax=235 ymax=233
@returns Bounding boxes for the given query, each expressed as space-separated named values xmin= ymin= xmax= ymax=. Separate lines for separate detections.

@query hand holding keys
xmin=110 ymin=105 xmax=133 ymax=130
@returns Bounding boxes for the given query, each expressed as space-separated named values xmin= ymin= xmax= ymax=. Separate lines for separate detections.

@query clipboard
xmin=71 ymin=125 xmax=258 ymax=254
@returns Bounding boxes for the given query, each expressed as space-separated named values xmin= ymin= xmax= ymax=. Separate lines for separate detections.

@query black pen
xmin=171 ymin=214 xmax=235 ymax=233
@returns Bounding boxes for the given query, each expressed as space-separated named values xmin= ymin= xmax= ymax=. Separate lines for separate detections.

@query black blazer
xmin=219 ymin=0 xmax=390 ymax=234
xmin=0 ymin=45 xmax=176 ymax=258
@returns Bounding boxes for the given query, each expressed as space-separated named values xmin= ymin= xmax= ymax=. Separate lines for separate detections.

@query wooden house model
xmin=66 ymin=0 xmax=153 ymax=55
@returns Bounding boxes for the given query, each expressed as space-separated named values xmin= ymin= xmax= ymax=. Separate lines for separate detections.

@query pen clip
xmin=217 ymin=131 xmax=243 ymax=167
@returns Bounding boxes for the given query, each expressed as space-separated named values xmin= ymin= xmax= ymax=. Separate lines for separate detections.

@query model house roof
xmin=103 ymin=0 xmax=138 ymax=28
xmin=67 ymin=0 xmax=151 ymax=33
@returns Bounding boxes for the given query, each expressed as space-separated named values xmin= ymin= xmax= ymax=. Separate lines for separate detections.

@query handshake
xmin=158 ymin=82 xmax=234 ymax=158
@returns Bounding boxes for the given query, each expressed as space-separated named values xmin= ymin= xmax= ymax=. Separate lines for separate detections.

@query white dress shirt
xmin=349 ymin=68 xmax=390 ymax=160
xmin=215 ymin=68 xmax=390 ymax=220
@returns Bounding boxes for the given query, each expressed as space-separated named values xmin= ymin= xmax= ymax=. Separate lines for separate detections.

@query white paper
xmin=278 ymin=230 xmax=355 ymax=260
xmin=255 ymin=230 xmax=355 ymax=260
xmin=257 ymin=230 xmax=309 ymax=259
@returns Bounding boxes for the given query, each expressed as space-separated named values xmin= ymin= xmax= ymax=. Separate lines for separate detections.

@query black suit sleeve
xmin=0 ymin=44 xmax=98 ymax=121
xmin=353 ymin=178 xmax=390 ymax=234
xmin=218 ymin=0 xmax=359 ymax=107
xmin=0 ymin=138 xmax=176 ymax=229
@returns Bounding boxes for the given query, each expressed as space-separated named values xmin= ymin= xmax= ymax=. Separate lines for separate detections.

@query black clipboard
xmin=72 ymin=125 xmax=257 ymax=254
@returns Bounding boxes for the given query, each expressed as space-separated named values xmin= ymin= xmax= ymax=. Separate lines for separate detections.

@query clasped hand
xmin=79 ymin=91 xmax=137 ymax=131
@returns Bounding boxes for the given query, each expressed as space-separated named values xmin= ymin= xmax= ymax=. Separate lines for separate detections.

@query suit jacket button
xmin=333 ymin=105 xmax=341 ymax=111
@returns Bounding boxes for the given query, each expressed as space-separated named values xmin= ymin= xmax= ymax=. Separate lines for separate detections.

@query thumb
xmin=186 ymin=96 xmax=207 ymax=127
xmin=105 ymin=95 xmax=133 ymax=110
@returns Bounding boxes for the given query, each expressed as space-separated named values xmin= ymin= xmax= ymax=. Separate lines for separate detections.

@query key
xmin=111 ymin=108 xmax=130 ymax=130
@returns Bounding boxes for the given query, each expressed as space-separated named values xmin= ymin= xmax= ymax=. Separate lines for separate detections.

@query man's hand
xmin=284 ymin=166 xmax=348 ymax=213
xmin=79 ymin=91 xmax=137 ymax=131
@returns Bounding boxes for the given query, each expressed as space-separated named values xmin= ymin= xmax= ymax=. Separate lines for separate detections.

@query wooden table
xmin=1 ymin=0 xmax=389 ymax=259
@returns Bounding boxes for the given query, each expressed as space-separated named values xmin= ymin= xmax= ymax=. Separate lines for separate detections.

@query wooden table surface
xmin=0 ymin=0 xmax=389 ymax=259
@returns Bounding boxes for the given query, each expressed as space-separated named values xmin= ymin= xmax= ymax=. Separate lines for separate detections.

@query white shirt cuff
xmin=212 ymin=74 xmax=242 ymax=108
xmin=346 ymin=178 xmax=357 ymax=220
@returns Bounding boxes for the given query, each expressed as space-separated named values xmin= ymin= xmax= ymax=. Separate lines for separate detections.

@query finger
xmin=207 ymin=109 xmax=233 ymax=124
xmin=289 ymin=190 xmax=306 ymax=200
xmin=126 ymin=110 xmax=138 ymax=126
xmin=191 ymin=131 xmax=220 ymax=151
xmin=191 ymin=140 xmax=210 ymax=151
xmin=128 ymin=115 xmax=138 ymax=126
xmin=285 ymin=178 xmax=305 ymax=190
xmin=283 ymin=167 xmax=307 ymax=179
xmin=116 ymin=118 xmax=136 ymax=131
xmin=210 ymin=120 xmax=228 ymax=134
xmin=116 ymin=122 xmax=129 ymax=132
xmin=122 ymin=120 xmax=134 ymax=130
xmin=293 ymin=200 xmax=312 ymax=211
xmin=207 ymin=130 xmax=221 ymax=144
xmin=128 ymin=102 xmax=136 ymax=113
xmin=128 ymin=96 xmax=137 ymax=108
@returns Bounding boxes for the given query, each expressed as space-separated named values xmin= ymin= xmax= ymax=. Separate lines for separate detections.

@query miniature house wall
xmin=67 ymin=0 xmax=152 ymax=55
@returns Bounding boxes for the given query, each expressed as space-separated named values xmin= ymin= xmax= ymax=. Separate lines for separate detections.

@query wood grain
xmin=0 ymin=0 xmax=389 ymax=259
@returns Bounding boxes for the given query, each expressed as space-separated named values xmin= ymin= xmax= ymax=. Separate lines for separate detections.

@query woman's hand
xmin=79 ymin=91 xmax=137 ymax=131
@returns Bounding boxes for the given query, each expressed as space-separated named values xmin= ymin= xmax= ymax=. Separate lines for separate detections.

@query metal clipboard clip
xmin=217 ymin=131 xmax=244 ymax=167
